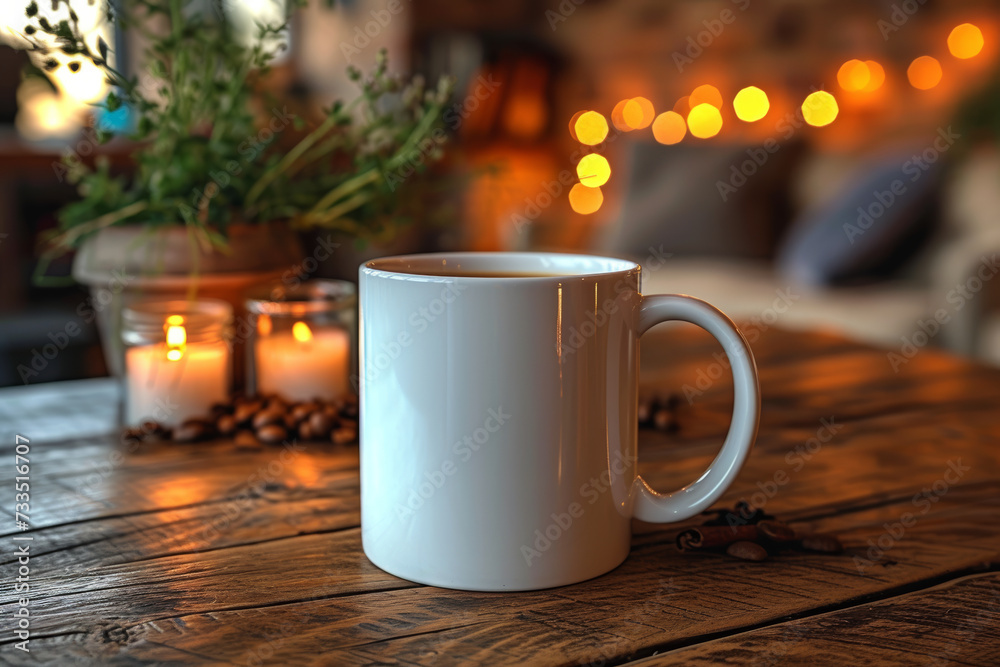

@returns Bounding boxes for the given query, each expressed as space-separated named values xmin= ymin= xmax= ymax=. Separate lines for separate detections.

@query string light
xmin=689 ymin=84 xmax=723 ymax=109
xmin=576 ymin=154 xmax=611 ymax=187
xmin=622 ymin=97 xmax=654 ymax=129
xmin=948 ymin=23 xmax=984 ymax=59
xmin=732 ymin=86 xmax=769 ymax=122
xmin=652 ymin=111 xmax=687 ymax=145
xmin=837 ymin=60 xmax=871 ymax=92
xmin=862 ymin=61 xmax=885 ymax=92
xmin=801 ymin=91 xmax=838 ymax=127
xmin=573 ymin=111 xmax=609 ymax=145
xmin=611 ymin=99 xmax=633 ymax=132
xmin=569 ymin=184 xmax=603 ymax=214
xmin=907 ymin=56 xmax=942 ymax=90
xmin=687 ymin=103 xmax=723 ymax=139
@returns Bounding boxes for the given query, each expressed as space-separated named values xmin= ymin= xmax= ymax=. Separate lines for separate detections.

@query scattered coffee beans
xmin=125 ymin=393 xmax=360 ymax=446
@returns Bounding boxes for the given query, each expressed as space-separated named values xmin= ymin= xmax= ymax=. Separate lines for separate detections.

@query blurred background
xmin=2 ymin=0 xmax=1000 ymax=387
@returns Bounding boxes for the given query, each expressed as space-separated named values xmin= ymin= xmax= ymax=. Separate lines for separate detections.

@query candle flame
xmin=258 ymin=313 xmax=272 ymax=337
xmin=165 ymin=317 xmax=186 ymax=361
xmin=292 ymin=321 xmax=313 ymax=343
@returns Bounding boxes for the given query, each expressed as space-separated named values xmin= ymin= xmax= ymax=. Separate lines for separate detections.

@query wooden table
xmin=2 ymin=326 xmax=999 ymax=665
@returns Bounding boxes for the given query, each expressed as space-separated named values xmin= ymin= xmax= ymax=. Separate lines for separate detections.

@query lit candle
xmin=254 ymin=320 xmax=350 ymax=402
xmin=125 ymin=316 xmax=230 ymax=426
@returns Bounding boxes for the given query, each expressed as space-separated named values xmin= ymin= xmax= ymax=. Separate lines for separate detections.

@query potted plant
xmin=21 ymin=0 xmax=452 ymax=372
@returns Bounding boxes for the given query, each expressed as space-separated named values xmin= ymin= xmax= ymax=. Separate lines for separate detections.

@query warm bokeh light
xmin=948 ymin=23 xmax=984 ymax=59
xmin=862 ymin=60 xmax=885 ymax=92
xmin=611 ymin=99 xmax=633 ymax=132
xmin=689 ymin=84 xmax=723 ymax=110
xmin=652 ymin=111 xmax=687 ymax=145
xmin=687 ymin=103 xmax=723 ymax=139
xmin=622 ymin=97 xmax=654 ymax=129
xmin=567 ymin=110 xmax=586 ymax=141
xmin=837 ymin=60 xmax=871 ymax=92
xmin=574 ymin=111 xmax=609 ymax=145
xmin=292 ymin=321 xmax=314 ymax=343
xmin=907 ymin=56 xmax=942 ymax=90
xmin=801 ymin=91 xmax=839 ymax=127
xmin=733 ymin=86 xmax=769 ymax=122
xmin=257 ymin=313 xmax=272 ymax=337
xmin=576 ymin=153 xmax=611 ymax=187
xmin=673 ymin=96 xmax=691 ymax=115
xmin=14 ymin=79 xmax=84 ymax=141
xmin=568 ymin=183 xmax=604 ymax=214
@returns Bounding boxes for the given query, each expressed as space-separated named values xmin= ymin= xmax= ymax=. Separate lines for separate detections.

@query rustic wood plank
xmin=0 ymin=327 xmax=998 ymax=665
xmin=624 ymin=573 xmax=1000 ymax=666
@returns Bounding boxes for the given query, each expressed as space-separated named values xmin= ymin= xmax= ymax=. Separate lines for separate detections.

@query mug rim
xmin=361 ymin=251 xmax=640 ymax=282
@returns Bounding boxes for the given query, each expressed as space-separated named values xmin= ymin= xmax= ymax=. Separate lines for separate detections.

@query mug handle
xmin=631 ymin=294 xmax=760 ymax=523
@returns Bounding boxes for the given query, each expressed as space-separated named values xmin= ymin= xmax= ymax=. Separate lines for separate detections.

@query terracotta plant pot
xmin=72 ymin=223 xmax=304 ymax=381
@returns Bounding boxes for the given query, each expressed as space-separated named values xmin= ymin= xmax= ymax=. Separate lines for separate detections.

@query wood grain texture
xmin=1 ymin=327 xmax=998 ymax=665
xmin=625 ymin=573 xmax=1000 ymax=666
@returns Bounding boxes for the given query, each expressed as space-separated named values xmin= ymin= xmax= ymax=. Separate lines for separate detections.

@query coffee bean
xmin=290 ymin=402 xmax=318 ymax=425
xmin=141 ymin=420 xmax=167 ymax=437
xmin=653 ymin=408 xmax=674 ymax=431
xmin=266 ymin=397 xmax=288 ymax=413
xmin=339 ymin=402 xmax=359 ymax=420
xmin=727 ymin=540 xmax=768 ymax=561
xmin=210 ymin=401 xmax=234 ymax=417
xmin=800 ymin=533 xmax=843 ymax=553
xmin=217 ymin=414 xmax=237 ymax=436
xmin=234 ymin=430 xmax=259 ymax=447
xmin=233 ymin=400 xmax=263 ymax=425
xmin=256 ymin=424 xmax=288 ymax=444
xmin=122 ymin=427 xmax=144 ymax=443
xmin=331 ymin=425 xmax=358 ymax=445
xmin=174 ymin=419 xmax=214 ymax=443
xmin=637 ymin=398 xmax=654 ymax=425
xmin=308 ymin=411 xmax=336 ymax=439
xmin=252 ymin=408 xmax=285 ymax=430
xmin=758 ymin=520 xmax=796 ymax=542
xmin=298 ymin=420 xmax=315 ymax=441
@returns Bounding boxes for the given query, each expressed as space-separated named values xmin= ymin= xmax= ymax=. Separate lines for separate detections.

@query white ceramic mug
xmin=359 ymin=252 xmax=759 ymax=591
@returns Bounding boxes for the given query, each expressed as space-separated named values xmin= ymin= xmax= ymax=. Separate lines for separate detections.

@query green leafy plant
xmin=21 ymin=0 xmax=453 ymax=256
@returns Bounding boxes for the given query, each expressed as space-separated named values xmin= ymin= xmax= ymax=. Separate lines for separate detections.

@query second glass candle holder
xmin=246 ymin=280 xmax=357 ymax=403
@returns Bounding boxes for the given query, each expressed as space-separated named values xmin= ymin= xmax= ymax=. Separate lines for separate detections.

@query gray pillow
xmin=777 ymin=151 xmax=941 ymax=286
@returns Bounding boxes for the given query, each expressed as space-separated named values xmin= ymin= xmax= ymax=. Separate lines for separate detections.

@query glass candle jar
xmin=122 ymin=299 xmax=233 ymax=427
xmin=246 ymin=280 xmax=356 ymax=402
